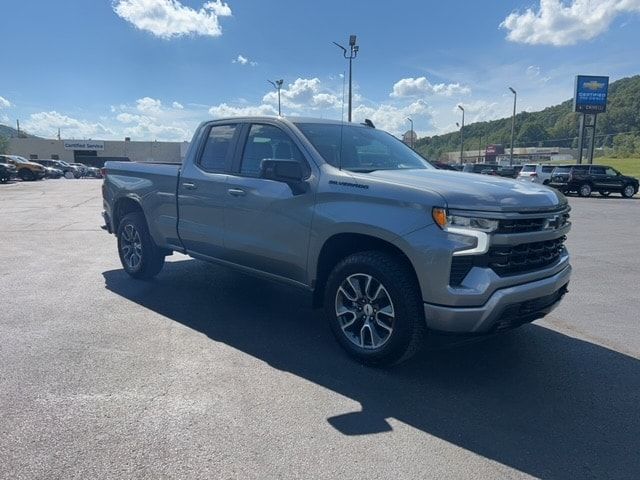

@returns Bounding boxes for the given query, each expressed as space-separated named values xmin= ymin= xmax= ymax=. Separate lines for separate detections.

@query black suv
xmin=548 ymin=164 xmax=638 ymax=198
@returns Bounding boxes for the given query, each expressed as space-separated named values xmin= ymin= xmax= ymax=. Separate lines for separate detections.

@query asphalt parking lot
xmin=1 ymin=180 xmax=638 ymax=479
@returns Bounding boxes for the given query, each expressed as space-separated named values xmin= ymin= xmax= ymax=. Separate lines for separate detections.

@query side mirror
xmin=260 ymin=159 xmax=305 ymax=182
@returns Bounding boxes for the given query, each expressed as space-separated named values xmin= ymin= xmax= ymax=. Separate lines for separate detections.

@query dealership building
xmin=7 ymin=137 xmax=189 ymax=166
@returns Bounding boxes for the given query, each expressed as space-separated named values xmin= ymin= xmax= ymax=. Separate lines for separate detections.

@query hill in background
xmin=416 ymin=75 xmax=640 ymax=160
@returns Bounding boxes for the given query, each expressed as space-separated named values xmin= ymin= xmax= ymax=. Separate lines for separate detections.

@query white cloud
xmin=262 ymin=78 xmax=341 ymax=109
xmin=172 ymin=101 xmax=184 ymax=109
xmin=500 ymin=0 xmax=640 ymax=46
xmin=0 ymin=96 xmax=11 ymax=108
xmin=390 ymin=77 xmax=471 ymax=98
xmin=526 ymin=65 xmax=551 ymax=83
xmin=353 ymin=100 xmax=433 ymax=136
xmin=113 ymin=0 xmax=232 ymax=39
xmin=1 ymin=114 xmax=9 ymax=124
xmin=208 ymin=103 xmax=277 ymax=118
xmin=23 ymin=111 xmax=114 ymax=138
xmin=454 ymin=100 xmax=504 ymax=123
xmin=231 ymin=54 xmax=257 ymax=66
xmin=136 ymin=97 xmax=163 ymax=114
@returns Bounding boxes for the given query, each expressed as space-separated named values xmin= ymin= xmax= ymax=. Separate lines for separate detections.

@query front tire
xmin=622 ymin=184 xmax=636 ymax=198
xmin=324 ymin=251 xmax=425 ymax=367
xmin=579 ymin=183 xmax=592 ymax=197
xmin=117 ymin=212 xmax=165 ymax=279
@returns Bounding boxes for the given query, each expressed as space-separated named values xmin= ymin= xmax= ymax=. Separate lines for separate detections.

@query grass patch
xmin=594 ymin=158 xmax=640 ymax=178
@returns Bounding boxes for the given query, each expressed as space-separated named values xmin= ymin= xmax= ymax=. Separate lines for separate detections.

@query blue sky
xmin=1 ymin=0 xmax=639 ymax=141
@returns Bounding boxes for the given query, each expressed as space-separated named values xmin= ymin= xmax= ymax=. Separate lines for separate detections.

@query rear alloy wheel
xmin=622 ymin=184 xmax=636 ymax=198
xmin=579 ymin=183 xmax=592 ymax=197
xmin=324 ymin=251 xmax=425 ymax=366
xmin=117 ymin=212 xmax=165 ymax=279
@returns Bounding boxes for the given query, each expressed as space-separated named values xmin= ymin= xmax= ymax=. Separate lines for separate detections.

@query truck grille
xmin=497 ymin=211 xmax=570 ymax=234
xmin=487 ymin=236 xmax=566 ymax=276
xmin=449 ymin=236 xmax=567 ymax=286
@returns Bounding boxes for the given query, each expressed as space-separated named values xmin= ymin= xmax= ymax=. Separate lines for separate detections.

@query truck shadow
xmin=103 ymin=259 xmax=639 ymax=479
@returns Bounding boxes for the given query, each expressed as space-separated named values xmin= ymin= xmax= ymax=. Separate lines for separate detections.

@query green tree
xmin=517 ymin=122 xmax=549 ymax=146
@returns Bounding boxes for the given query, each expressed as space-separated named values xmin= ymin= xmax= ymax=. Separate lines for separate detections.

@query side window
xmin=605 ymin=167 xmax=617 ymax=176
xmin=240 ymin=124 xmax=304 ymax=177
xmin=542 ymin=166 xmax=554 ymax=173
xmin=590 ymin=166 xmax=606 ymax=175
xmin=197 ymin=124 xmax=238 ymax=172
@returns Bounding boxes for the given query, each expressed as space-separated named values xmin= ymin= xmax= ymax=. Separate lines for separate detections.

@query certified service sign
xmin=573 ymin=75 xmax=609 ymax=113
xmin=63 ymin=140 xmax=105 ymax=151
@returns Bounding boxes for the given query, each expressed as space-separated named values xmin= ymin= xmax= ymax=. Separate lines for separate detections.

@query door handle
xmin=227 ymin=188 xmax=246 ymax=197
xmin=182 ymin=182 xmax=197 ymax=190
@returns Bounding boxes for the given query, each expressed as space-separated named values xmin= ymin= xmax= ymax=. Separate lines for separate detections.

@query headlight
xmin=432 ymin=208 xmax=496 ymax=256
xmin=432 ymin=208 xmax=498 ymax=233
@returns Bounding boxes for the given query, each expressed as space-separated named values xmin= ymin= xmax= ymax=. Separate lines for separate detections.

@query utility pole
xmin=268 ymin=79 xmax=284 ymax=116
xmin=16 ymin=119 xmax=20 ymax=136
xmin=333 ymin=35 xmax=359 ymax=122
xmin=457 ymin=105 xmax=465 ymax=164
xmin=406 ymin=117 xmax=414 ymax=148
xmin=478 ymin=135 xmax=483 ymax=162
xmin=509 ymin=87 xmax=517 ymax=166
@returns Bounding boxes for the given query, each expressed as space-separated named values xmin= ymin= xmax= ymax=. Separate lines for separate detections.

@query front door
xmin=177 ymin=123 xmax=241 ymax=259
xmin=223 ymin=123 xmax=315 ymax=285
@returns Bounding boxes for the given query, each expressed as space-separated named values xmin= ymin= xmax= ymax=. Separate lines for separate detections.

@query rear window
xmin=521 ymin=165 xmax=535 ymax=172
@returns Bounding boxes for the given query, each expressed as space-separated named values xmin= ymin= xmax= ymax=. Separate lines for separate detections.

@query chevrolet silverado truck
xmin=102 ymin=117 xmax=571 ymax=366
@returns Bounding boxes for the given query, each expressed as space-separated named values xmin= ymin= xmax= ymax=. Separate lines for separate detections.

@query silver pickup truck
xmin=102 ymin=117 xmax=571 ymax=366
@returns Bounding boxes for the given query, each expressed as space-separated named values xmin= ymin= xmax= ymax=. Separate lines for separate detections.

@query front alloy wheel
xmin=335 ymin=273 xmax=395 ymax=350
xmin=622 ymin=185 xmax=636 ymax=198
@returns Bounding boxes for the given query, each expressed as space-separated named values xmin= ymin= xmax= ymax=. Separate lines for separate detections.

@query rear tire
xmin=323 ymin=251 xmax=425 ymax=367
xmin=117 ymin=212 xmax=165 ymax=279
xmin=578 ymin=183 xmax=592 ymax=197
xmin=622 ymin=184 xmax=636 ymax=198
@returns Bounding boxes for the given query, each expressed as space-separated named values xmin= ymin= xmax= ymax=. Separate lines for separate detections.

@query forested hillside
xmin=416 ymin=75 xmax=640 ymax=160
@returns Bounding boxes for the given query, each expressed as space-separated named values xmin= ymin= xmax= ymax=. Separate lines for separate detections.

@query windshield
xmin=58 ymin=161 xmax=70 ymax=166
xmin=521 ymin=165 xmax=535 ymax=172
xmin=295 ymin=123 xmax=432 ymax=172
xmin=10 ymin=156 xmax=29 ymax=164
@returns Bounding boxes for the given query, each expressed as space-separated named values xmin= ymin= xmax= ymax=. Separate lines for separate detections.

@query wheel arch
xmin=311 ymin=232 xmax=419 ymax=309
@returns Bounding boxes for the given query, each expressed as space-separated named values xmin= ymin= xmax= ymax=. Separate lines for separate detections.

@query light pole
xmin=333 ymin=35 xmax=359 ymax=122
xmin=406 ymin=117 xmax=414 ymax=148
xmin=509 ymin=87 xmax=517 ymax=166
xmin=268 ymin=79 xmax=284 ymax=116
xmin=457 ymin=105 xmax=465 ymax=164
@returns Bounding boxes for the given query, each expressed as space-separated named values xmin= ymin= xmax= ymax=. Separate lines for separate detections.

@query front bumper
xmin=423 ymin=264 xmax=571 ymax=334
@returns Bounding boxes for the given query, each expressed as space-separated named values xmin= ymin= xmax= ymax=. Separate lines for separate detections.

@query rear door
xmin=589 ymin=166 xmax=608 ymax=190
xmin=223 ymin=122 xmax=316 ymax=284
xmin=177 ymin=122 xmax=241 ymax=259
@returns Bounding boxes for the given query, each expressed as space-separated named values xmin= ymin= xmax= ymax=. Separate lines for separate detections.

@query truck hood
xmin=366 ymin=169 xmax=566 ymax=212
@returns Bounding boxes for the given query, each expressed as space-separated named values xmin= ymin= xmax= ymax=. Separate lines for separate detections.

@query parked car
xmin=432 ymin=161 xmax=460 ymax=171
xmin=548 ymin=164 xmax=639 ymax=198
xmin=102 ymin=116 xmax=571 ymax=366
xmin=34 ymin=159 xmax=81 ymax=179
xmin=0 ymin=155 xmax=46 ymax=181
xmin=70 ymin=163 xmax=89 ymax=177
xmin=463 ymin=163 xmax=499 ymax=175
xmin=0 ymin=161 xmax=18 ymax=183
xmin=517 ymin=164 xmax=556 ymax=185
xmin=43 ymin=166 xmax=63 ymax=179
xmin=496 ymin=165 xmax=522 ymax=178
xmin=85 ymin=166 xmax=102 ymax=178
